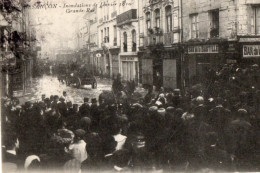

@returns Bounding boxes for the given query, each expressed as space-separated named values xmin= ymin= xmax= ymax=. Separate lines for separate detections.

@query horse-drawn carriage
xmin=66 ymin=70 xmax=97 ymax=89
xmin=56 ymin=63 xmax=97 ymax=89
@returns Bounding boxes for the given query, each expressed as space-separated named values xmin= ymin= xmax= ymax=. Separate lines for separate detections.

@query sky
xmin=27 ymin=0 xmax=97 ymax=50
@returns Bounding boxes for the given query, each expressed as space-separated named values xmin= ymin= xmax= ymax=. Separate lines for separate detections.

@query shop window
xmin=146 ymin=12 xmax=151 ymax=31
xmin=155 ymin=9 xmax=160 ymax=28
xmin=190 ymin=13 xmax=199 ymax=39
xmin=123 ymin=32 xmax=127 ymax=52
xmin=251 ymin=7 xmax=260 ymax=35
xmin=209 ymin=9 xmax=219 ymax=38
xmin=165 ymin=5 xmax=172 ymax=32
xmin=132 ymin=29 xmax=136 ymax=52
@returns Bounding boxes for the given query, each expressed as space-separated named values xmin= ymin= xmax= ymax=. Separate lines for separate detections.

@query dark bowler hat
xmin=25 ymin=101 xmax=32 ymax=108
xmin=84 ymin=97 xmax=89 ymax=103
xmin=74 ymin=129 xmax=86 ymax=139
xmin=91 ymin=98 xmax=97 ymax=103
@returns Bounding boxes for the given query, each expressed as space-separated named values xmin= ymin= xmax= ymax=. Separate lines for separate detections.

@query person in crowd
xmin=79 ymin=97 xmax=90 ymax=117
xmin=90 ymin=98 xmax=100 ymax=131
xmin=1 ymin=62 xmax=259 ymax=172
xmin=112 ymin=73 xmax=124 ymax=97
xmin=144 ymin=86 xmax=155 ymax=105
xmin=24 ymin=155 xmax=41 ymax=171
xmin=66 ymin=129 xmax=88 ymax=163
xmin=58 ymin=96 xmax=68 ymax=118
xmin=41 ymin=94 xmax=46 ymax=102
xmin=2 ymin=137 xmax=19 ymax=172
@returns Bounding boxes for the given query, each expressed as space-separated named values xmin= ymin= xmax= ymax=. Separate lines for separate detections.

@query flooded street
xmin=18 ymin=75 xmax=113 ymax=104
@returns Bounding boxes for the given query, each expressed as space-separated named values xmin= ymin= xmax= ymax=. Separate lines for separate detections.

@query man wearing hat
xmin=58 ymin=96 xmax=67 ymax=118
xmin=172 ymin=89 xmax=182 ymax=108
xmin=51 ymin=95 xmax=59 ymax=110
xmin=41 ymin=94 xmax=46 ymax=102
xmin=79 ymin=98 xmax=90 ymax=117
xmin=90 ymin=98 xmax=100 ymax=131
xmin=63 ymin=91 xmax=69 ymax=103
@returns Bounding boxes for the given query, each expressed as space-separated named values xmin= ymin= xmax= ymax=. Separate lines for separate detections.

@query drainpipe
xmin=137 ymin=0 xmax=140 ymax=83
xmin=180 ymin=0 xmax=185 ymax=93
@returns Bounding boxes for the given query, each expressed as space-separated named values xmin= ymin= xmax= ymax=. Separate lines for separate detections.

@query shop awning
xmin=239 ymin=37 xmax=260 ymax=42
xmin=245 ymin=0 xmax=260 ymax=5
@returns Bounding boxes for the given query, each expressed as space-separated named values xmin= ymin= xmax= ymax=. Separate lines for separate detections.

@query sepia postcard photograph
xmin=0 ymin=0 xmax=260 ymax=172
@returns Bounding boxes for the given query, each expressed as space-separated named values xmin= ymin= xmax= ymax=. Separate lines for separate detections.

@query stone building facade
xmin=96 ymin=0 xmax=121 ymax=78
xmin=182 ymin=0 xmax=260 ymax=87
xmin=117 ymin=0 xmax=141 ymax=83
xmin=141 ymin=0 xmax=182 ymax=90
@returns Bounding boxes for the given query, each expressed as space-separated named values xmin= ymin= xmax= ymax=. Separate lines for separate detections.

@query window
xmin=132 ymin=30 xmax=136 ymax=52
xmin=165 ymin=6 xmax=172 ymax=32
xmin=146 ymin=12 xmax=151 ymax=30
xmin=155 ymin=9 xmax=160 ymax=28
xmin=251 ymin=7 xmax=260 ymax=35
xmin=210 ymin=9 xmax=219 ymax=38
xmin=114 ymin=25 xmax=117 ymax=46
xmin=104 ymin=28 xmax=107 ymax=42
xmin=190 ymin=14 xmax=199 ymax=38
xmin=107 ymin=27 xmax=109 ymax=42
xmin=101 ymin=30 xmax=103 ymax=43
xmin=123 ymin=32 xmax=127 ymax=52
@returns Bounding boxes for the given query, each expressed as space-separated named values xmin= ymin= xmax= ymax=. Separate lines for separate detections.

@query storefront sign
xmin=243 ymin=45 xmax=260 ymax=57
xmin=188 ymin=45 xmax=219 ymax=54
xmin=121 ymin=57 xmax=136 ymax=61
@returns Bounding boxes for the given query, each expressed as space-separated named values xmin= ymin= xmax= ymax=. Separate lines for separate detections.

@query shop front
xmin=163 ymin=47 xmax=182 ymax=90
xmin=1 ymin=52 xmax=26 ymax=97
xmin=141 ymin=48 xmax=163 ymax=88
xmin=109 ymin=47 xmax=120 ymax=79
xmin=184 ymin=42 xmax=227 ymax=87
xmin=238 ymin=37 xmax=260 ymax=65
xmin=120 ymin=55 xmax=139 ymax=83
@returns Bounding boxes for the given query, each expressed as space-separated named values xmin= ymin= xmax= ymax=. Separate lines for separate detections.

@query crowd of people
xmin=1 ymin=63 xmax=260 ymax=172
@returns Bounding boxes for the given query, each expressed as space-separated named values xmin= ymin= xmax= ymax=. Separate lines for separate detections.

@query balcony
xmin=117 ymin=9 xmax=137 ymax=26
xmin=144 ymin=34 xmax=163 ymax=47
xmin=111 ymin=11 xmax=117 ymax=19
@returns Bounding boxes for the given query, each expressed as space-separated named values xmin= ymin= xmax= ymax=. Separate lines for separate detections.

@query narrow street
xmin=18 ymin=75 xmax=113 ymax=105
